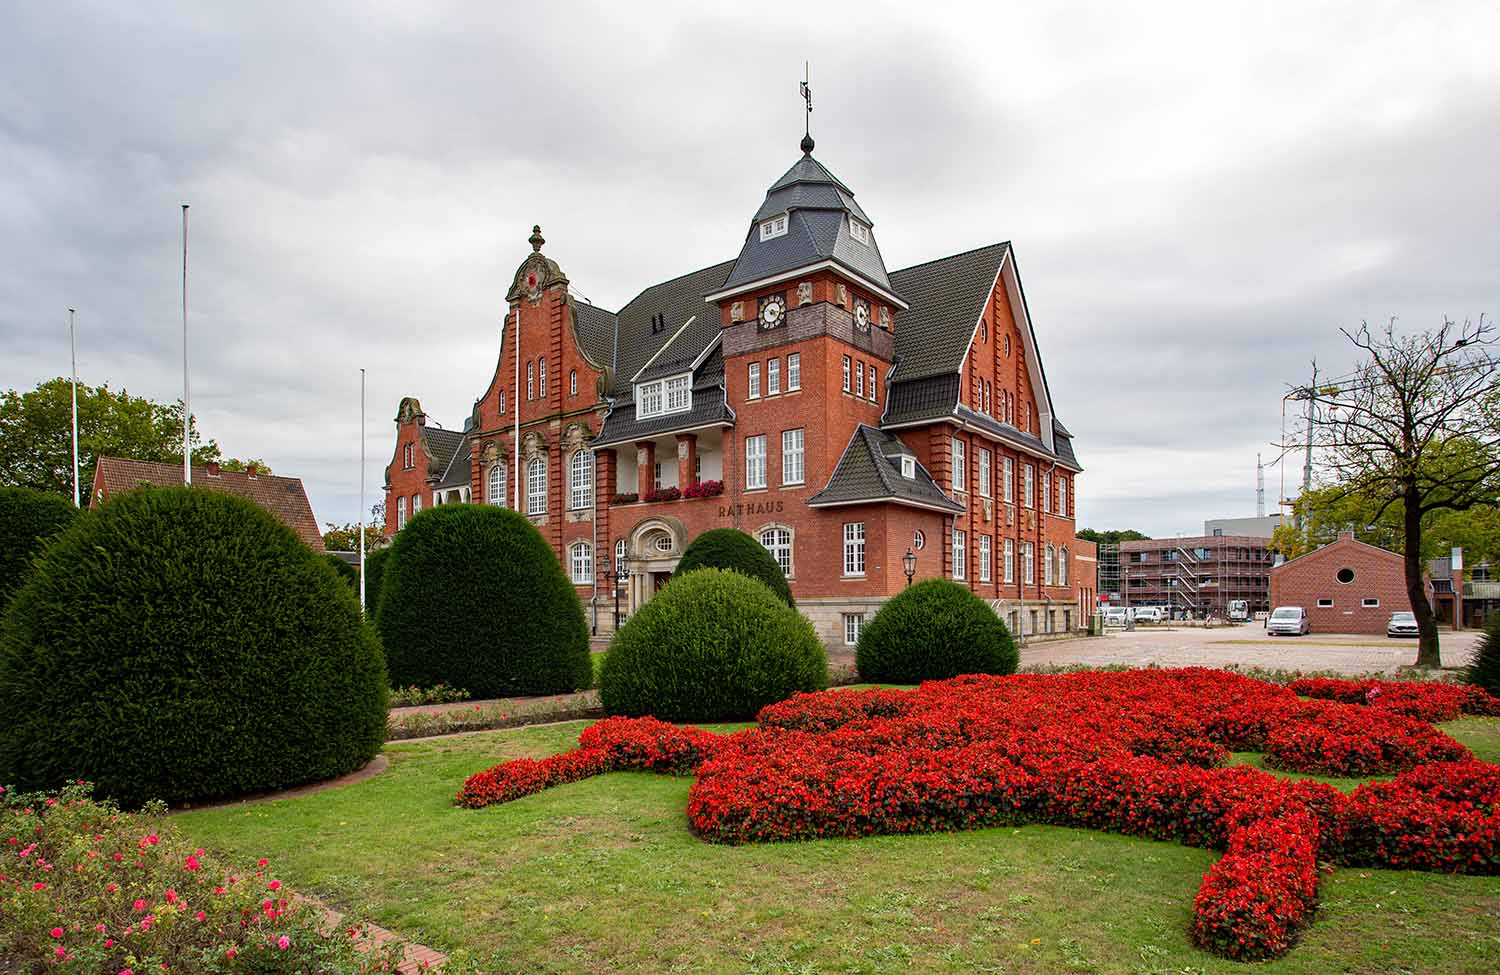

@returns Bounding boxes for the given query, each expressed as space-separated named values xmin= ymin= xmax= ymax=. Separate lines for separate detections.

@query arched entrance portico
xmin=626 ymin=517 xmax=686 ymax=613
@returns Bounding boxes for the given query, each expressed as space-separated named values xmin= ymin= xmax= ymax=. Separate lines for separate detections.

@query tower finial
xmin=799 ymin=62 xmax=814 ymax=154
xmin=529 ymin=224 xmax=544 ymax=252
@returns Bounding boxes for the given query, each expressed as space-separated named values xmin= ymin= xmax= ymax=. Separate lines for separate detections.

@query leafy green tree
xmin=323 ymin=521 xmax=384 ymax=553
xmin=1273 ymin=475 xmax=1500 ymax=564
xmin=0 ymin=378 xmax=223 ymax=499
xmin=1077 ymin=528 xmax=1152 ymax=545
xmin=220 ymin=457 xmax=272 ymax=474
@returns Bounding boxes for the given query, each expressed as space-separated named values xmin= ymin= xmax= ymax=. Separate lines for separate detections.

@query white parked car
xmin=1267 ymin=606 xmax=1310 ymax=636
xmin=1103 ymin=607 xmax=1132 ymax=626
xmin=1387 ymin=611 xmax=1419 ymax=638
xmin=1132 ymin=606 xmax=1165 ymax=623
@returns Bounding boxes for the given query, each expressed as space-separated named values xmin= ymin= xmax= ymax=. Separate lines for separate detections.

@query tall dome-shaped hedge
xmin=376 ymin=504 xmax=591 ymax=697
xmin=856 ymin=578 xmax=1018 ymax=683
xmin=0 ymin=487 xmax=78 ymax=605
xmin=0 ymin=487 xmax=388 ymax=807
xmin=600 ymin=567 xmax=826 ymax=721
xmin=674 ymin=527 xmax=794 ymax=606
xmin=363 ymin=546 xmax=390 ymax=615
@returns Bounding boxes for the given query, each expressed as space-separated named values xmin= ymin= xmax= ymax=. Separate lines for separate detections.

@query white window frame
xmin=848 ymin=217 xmax=870 ymax=245
xmin=745 ymin=435 xmax=767 ymax=490
xmin=538 ymin=358 xmax=546 ymax=397
xmin=1317 ymin=597 xmax=1334 ymax=608
xmin=1057 ymin=475 xmax=1068 ymax=517
xmin=665 ymin=375 xmax=691 ymax=413
xmin=1023 ymin=541 xmax=1035 ymax=584
xmin=568 ymin=450 xmax=594 ymax=510
xmin=900 ymin=455 xmax=916 ymax=479
xmin=760 ymin=212 xmax=788 ymax=241
xmin=488 ymin=462 xmax=507 ymax=507
xmin=951 ymin=438 xmax=965 ymax=493
xmin=526 ymin=456 xmax=547 ymax=515
xmin=397 ymin=495 xmax=407 ymax=529
xmin=855 ymin=361 xmax=865 ymax=398
xmin=1042 ymin=472 xmax=1051 ymax=513
xmin=843 ymin=522 xmax=866 ymax=576
xmin=978 ymin=449 xmax=992 ymax=498
xmin=614 ymin=538 xmax=627 ymax=579
xmin=570 ymin=370 xmax=577 ymax=396
xmin=1004 ymin=537 xmax=1015 ymax=584
xmin=1045 ymin=544 xmax=1054 ymax=586
xmin=980 ymin=534 xmax=992 ymax=582
xmin=748 ymin=363 xmax=761 ymax=399
xmin=1004 ymin=456 xmax=1014 ymax=503
xmin=569 ymin=542 xmax=593 ymax=585
xmin=842 ymin=355 xmax=851 ymax=392
xmin=759 ymin=525 xmax=793 ymax=577
xmin=1059 ymin=546 xmax=1069 ymax=587
xmin=1362 ymin=597 xmax=1380 ymax=608
xmin=412 ymin=494 xmax=422 ymax=515
xmin=787 ymin=353 xmax=801 ymax=391
xmin=498 ymin=390 xmax=506 ymax=415
xmin=843 ymin=612 xmax=864 ymax=646
xmin=767 ymin=358 xmax=781 ymax=395
xmin=782 ymin=428 xmax=805 ymax=485
xmin=1024 ymin=465 xmax=1035 ymax=508
xmin=953 ymin=530 xmax=967 ymax=581
xmin=868 ymin=364 xmax=877 ymax=402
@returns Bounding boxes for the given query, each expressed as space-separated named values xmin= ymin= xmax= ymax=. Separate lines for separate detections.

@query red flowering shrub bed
xmin=1289 ymin=676 xmax=1500 ymax=720
xmin=457 ymin=668 xmax=1500 ymax=960
xmin=0 ymin=781 xmax=405 ymax=973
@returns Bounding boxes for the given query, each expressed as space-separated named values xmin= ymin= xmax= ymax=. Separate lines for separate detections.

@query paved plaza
xmin=1019 ymin=621 xmax=1483 ymax=675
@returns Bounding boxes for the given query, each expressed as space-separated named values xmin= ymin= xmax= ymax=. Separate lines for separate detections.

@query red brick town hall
xmin=385 ymin=135 xmax=1088 ymax=647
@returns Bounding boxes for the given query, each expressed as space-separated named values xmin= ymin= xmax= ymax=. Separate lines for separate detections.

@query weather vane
xmin=799 ymin=62 xmax=814 ymax=153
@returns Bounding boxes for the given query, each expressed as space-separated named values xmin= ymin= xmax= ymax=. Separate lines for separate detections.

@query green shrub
xmin=363 ymin=545 xmax=390 ymax=615
xmin=674 ymin=527 xmax=794 ymax=606
xmin=856 ymin=578 xmax=1018 ymax=684
xmin=600 ymin=567 xmax=826 ymax=721
xmin=0 ymin=487 xmax=77 ymax=605
xmin=0 ymin=486 xmax=388 ymax=807
xmin=1463 ymin=613 xmax=1500 ymax=696
xmin=323 ymin=551 xmax=358 ymax=589
xmin=376 ymin=504 xmax=591 ymax=698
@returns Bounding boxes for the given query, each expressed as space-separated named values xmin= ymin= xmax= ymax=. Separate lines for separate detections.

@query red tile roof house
xmin=91 ymin=456 xmax=326 ymax=553
xmin=1269 ymin=531 xmax=1429 ymax=635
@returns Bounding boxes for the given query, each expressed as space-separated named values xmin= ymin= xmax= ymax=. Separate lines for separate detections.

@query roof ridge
xmin=618 ymin=258 xmax=736 ymax=312
xmin=857 ymin=425 xmax=899 ymax=495
xmin=890 ymin=240 xmax=1011 ymax=276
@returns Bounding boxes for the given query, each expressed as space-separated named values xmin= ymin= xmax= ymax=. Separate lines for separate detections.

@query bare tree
xmin=1303 ymin=316 xmax=1499 ymax=667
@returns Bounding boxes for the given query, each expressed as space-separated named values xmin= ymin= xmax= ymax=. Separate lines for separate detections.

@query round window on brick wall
xmin=913 ymin=530 xmax=926 ymax=551
xmin=1336 ymin=567 xmax=1355 ymax=584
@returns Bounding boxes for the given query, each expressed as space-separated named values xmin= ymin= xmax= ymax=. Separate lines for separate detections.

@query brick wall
xmin=1269 ymin=533 xmax=1425 ymax=635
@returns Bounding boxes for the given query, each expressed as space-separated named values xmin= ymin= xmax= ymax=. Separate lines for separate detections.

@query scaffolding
xmin=1097 ymin=542 xmax=1122 ymax=604
xmin=1119 ymin=535 xmax=1273 ymax=618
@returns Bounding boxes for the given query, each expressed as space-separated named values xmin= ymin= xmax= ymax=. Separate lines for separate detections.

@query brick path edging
xmin=296 ymin=891 xmax=448 ymax=974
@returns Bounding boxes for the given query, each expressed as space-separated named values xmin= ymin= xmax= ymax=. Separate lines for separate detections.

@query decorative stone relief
xmin=731 ymin=301 xmax=744 ymax=322
xmin=636 ymin=447 xmax=650 ymax=467
xmin=676 ymin=440 xmax=689 ymax=459
xmin=563 ymin=422 xmax=593 ymax=452
xmin=880 ymin=306 xmax=891 ymax=329
xmin=480 ymin=441 xmax=500 ymax=464
xmin=522 ymin=431 xmax=548 ymax=460
xmin=836 ymin=283 xmax=848 ymax=307
xmin=983 ymin=498 xmax=993 ymax=522
xmin=797 ymin=282 xmax=813 ymax=306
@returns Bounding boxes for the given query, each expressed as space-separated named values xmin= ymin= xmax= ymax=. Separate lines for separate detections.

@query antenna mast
xmin=1256 ymin=453 xmax=1265 ymax=518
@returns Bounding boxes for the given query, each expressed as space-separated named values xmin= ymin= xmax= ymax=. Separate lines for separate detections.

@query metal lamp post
xmin=902 ymin=548 xmax=917 ymax=587
xmin=600 ymin=563 xmax=625 ymax=631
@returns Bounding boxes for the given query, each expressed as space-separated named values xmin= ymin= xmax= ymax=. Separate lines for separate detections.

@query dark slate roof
xmin=1052 ymin=421 xmax=1081 ymax=470
xmin=808 ymin=425 xmax=963 ymax=512
xmin=883 ymin=373 xmax=960 ymax=427
xmin=434 ymin=433 xmax=472 ymax=489
xmin=419 ymin=425 xmax=466 ymax=480
xmin=721 ymin=152 xmax=893 ymax=295
xmin=887 ymin=242 xmax=1009 ymax=383
xmin=572 ymin=300 xmax=618 ymax=370
xmin=610 ymin=260 xmax=735 ymax=395
xmin=593 ymin=376 xmax=734 ymax=449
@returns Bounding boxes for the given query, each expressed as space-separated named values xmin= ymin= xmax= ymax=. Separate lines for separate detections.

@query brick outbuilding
xmin=1269 ymin=532 xmax=1428 ymax=635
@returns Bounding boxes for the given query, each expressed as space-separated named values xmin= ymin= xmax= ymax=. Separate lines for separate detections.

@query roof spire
xmin=799 ymin=62 xmax=814 ymax=154
xmin=529 ymin=224 xmax=545 ymax=252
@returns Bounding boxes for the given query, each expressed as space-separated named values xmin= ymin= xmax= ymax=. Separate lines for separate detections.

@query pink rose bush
xmin=457 ymin=669 xmax=1500 ymax=960
xmin=0 ymin=782 xmax=406 ymax=973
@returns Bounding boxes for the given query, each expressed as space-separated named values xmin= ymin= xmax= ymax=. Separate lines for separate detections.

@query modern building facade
xmin=385 ymin=138 xmax=1086 ymax=646
xmin=1204 ymin=514 xmax=1282 ymax=539
xmin=1118 ymin=534 xmax=1275 ymax=617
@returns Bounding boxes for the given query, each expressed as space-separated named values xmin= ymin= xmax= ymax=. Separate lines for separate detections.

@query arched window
xmin=487 ymin=462 xmax=507 ymax=507
xmin=614 ymin=538 xmax=627 ymax=579
xmin=498 ymin=390 xmax=506 ymax=414
xmin=569 ymin=450 xmax=594 ymax=510
xmin=569 ymin=370 xmax=577 ymax=396
xmin=759 ymin=525 xmax=793 ymax=576
xmin=1044 ymin=544 xmax=1054 ymax=586
xmin=1059 ymin=546 xmax=1069 ymax=587
xmin=538 ymin=357 xmax=546 ymax=396
xmin=569 ymin=542 xmax=592 ymax=584
xmin=526 ymin=456 xmax=547 ymax=515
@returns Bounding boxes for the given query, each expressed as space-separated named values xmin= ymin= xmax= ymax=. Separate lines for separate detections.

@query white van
xmin=1267 ymin=606 xmax=1310 ymax=636
xmin=1132 ymin=606 xmax=1164 ymax=623
xmin=1103 ymin=607 xmax=1131 ymax=626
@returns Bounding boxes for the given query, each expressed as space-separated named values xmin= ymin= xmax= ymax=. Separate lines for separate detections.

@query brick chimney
xmin=246 ymin=463 xmax=259 ymax=478
xmin=206 ymin=462 xmax=221 ymax=476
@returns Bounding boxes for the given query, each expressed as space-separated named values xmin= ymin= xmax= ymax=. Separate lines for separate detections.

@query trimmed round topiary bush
xmin=856 ymin=578 xmax=1018 ymax=684
xmin=0 ymin=487 xmax=78 ymax=606
xmin=674 ymin=527 xmax=794 ymax=606
xmin=376 ymin=504 xmax=591 ymax=698
xmin=0 ymin=486 xmax=388 ymax=807
xmin=363 ymin=545 xmax=390 ymax=615
xmin=1464 ymin=612 xmax=1500 ymax=696
xmin=600 ymin=567 xmax=826 ymax=721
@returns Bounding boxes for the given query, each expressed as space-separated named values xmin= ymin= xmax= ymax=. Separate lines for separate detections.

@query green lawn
xmin=175 ymin=719 xmax=1500 ymax=974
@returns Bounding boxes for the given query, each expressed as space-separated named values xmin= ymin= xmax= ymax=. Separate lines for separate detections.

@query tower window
xmin=849 ymin=218 xmax=870 ymax=245
xmin=759 ymin=213 xmax=788 ymax=241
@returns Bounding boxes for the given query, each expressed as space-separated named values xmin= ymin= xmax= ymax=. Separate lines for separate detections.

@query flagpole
xmin=181 ymin=203 xmax=191 ymax=485
xmin=513 ymin=306 xmax=521 ymax=509
xmin=359 ymin=367 xmax=367 ymax=613
xmin=69 ymin=308 xmax=80 ymax=508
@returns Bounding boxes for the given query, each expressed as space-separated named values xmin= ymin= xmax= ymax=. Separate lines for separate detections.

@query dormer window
xmin=635 ymin=372 xmax=693 ymax=419
xmin=900 ymin=456 xmax=916 ymax=479
xmin=759 ymin=213 xmax=788 ymax=241
xmin=849 ymin=217 xmax=871 ymax=245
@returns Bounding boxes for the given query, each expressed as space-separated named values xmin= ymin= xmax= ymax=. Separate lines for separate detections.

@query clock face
xmin=854 ymin=299 xmax=870 ymax=331
xmin=758 ymin=293 xmax=786 ymax=329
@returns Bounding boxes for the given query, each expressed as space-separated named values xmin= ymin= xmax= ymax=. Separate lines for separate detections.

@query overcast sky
xmin=3 ymin=1 xmax=1496 ymax=537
